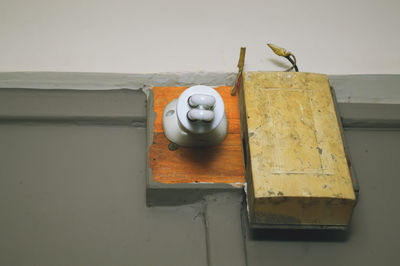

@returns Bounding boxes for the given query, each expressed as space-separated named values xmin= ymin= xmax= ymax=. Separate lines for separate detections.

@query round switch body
xmin=162 ymin=85 xmax=228 ymax=147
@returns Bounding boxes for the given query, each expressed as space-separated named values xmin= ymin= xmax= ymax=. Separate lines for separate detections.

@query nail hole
xmin=168 ymin=143 xmax=179 ymax=151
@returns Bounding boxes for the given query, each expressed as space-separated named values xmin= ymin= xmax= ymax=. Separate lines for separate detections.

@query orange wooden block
xmin=149 ymin=86 xmax=245 ymax=185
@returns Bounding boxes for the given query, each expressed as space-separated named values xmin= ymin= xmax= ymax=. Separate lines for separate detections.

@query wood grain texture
xmin=242 ymin=72 xmax=356 ymax=226
xmin=150 ymin=86 xmax=244 ymax=185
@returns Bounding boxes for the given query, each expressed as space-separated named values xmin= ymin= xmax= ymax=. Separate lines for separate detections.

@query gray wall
xmin=0 ymin=74 xmax=399 ymax=265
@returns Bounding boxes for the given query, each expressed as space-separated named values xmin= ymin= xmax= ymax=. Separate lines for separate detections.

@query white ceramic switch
xmin=162 ymin=85 xmax=228 ymax=147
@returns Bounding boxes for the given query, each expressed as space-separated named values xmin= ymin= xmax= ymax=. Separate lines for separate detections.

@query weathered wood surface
xmin=241 ymin=72 xmax=356 ymax=226
xmin=149 ymin=86 xmax=244 ymax=185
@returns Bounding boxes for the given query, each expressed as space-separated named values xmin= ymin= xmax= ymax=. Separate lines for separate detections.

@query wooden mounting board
xmin=241 ymin=72 xmax=356 ymax=227
xmin=149 ymin=86 xmax=244 ymax=185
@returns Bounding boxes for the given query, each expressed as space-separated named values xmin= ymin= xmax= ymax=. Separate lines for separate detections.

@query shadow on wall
xmin=241 ymin=203 xmax=353 ymax=243
xmin=247 ymin=228 xmax=351 ymax=242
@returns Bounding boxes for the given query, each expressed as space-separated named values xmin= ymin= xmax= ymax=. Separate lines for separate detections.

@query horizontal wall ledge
xmin=0 ymin=88 xmax=146 ymax=126
xmin=1 ymin=72 xmax=399 ymax=104
xmin=1 ymin=73 xmax=399 ymax=128
xmin=0 ymin=72 xmax=237 ymax=90
xmin=339 ymin=103 xmax=400 ymax=129
xmin=329 ymin=74 xmax=400 ymax=104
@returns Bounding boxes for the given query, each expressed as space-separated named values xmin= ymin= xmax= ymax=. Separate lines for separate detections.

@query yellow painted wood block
xmin=240 ymin=72 xmax=356 ymax=228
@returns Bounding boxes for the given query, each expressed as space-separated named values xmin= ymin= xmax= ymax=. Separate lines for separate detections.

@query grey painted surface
xmin=204 ymin=193 xmax=245 ymax=266
xmin=0 ymin=81 xmax=400 ymax=265
xmin=0 ymin=89 xmax=146 ymax=126
xmin=244 ymin=129 xmax=400 ymax=266
xmin=1 ymin=72 xmax=399 ymax=104
xmin=2 ymin=126 xmax=399 ymax=266
xmin=330 ymin=75 xmax=400 ymax=104
xmin=0 ymin=72 xmax=236 ymax=90
xmin=0 ymin=125 xmax=208 ymax=266
xmin=338 ymin=103 xmax=400 ymax=128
